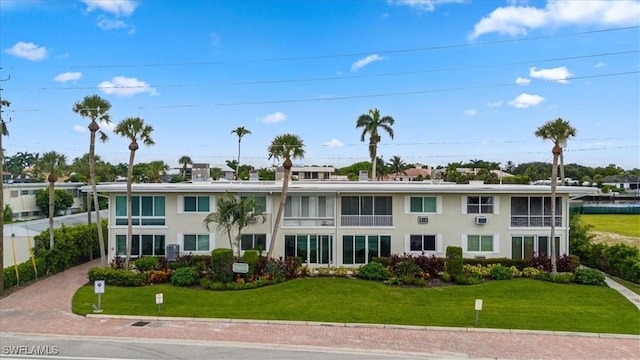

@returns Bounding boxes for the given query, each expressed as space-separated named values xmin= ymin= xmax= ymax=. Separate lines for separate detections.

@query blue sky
xmin=1 ymin=0 xmax=639 ymax=171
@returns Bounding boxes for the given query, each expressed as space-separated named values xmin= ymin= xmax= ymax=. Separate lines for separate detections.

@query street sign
xmin=474 ymin=299 xmax=483 ymax=311
xmin=94 ymin=280 xmax=105 ymax=294
xmin=156 ymin=293 xmax=164 ymax=305
xmin=232 ymin=262 xmax=249 ymax=274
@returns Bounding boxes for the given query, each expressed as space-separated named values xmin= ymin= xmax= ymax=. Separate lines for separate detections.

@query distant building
xmin=2 ymin=182 xmax=85 ymax=220
xmin=275 ymin=165 xmax=336 ymax=181
xmin=603 ymin=176 xmax=640 ymax=192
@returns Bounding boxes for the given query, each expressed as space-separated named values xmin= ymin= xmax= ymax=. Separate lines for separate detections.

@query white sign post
xmin=156 ymin=293 xmax=163 ymax=315
xmin=93 ymin=280 xmax=105 ymax=313
xmin=474 ymin=299 xmax=483 ymax=327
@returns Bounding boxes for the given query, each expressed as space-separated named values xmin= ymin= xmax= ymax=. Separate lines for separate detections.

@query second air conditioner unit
xmin=475 ymin=216 xmax=488 ymax=225
xmin=417 ymin=216 xmax=429 ymax=224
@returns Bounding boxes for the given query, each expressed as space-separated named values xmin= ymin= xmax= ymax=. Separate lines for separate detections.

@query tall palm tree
xmin=38 ymin=151 xmax=68 ymax=249
xmin=114 ymin=117 xmax=155 ymax=269
xmin=178 ymin=155 xmax=192 ymax=180
xmin=73 ymin=95 xmax=111 ymax=267
xmin=535 ymin=118 xmax=577 ymax=273
xmin=356 ymin=108 xmax=395 ymax=180
xmin=231 ymin=126 xmax=251 ymax=180
xmin=267 ymin=133 xmax=305 ymax=258
xmin=147 ymin=160 xmax=169 ymax=183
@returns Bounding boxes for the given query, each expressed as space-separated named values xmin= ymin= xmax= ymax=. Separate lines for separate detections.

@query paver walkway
xmin=1 ymin=261 xmax=638 ymax=359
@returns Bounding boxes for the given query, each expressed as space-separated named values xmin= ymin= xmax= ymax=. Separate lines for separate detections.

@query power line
xmin=62 ymin=26 xmax=640 ymax=69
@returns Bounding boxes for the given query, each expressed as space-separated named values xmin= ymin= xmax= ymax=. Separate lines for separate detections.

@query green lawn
xmin=581 ymin=214 xmax=640 ymax=237
xmin=73 ymin=277 xmax=640 ymax=335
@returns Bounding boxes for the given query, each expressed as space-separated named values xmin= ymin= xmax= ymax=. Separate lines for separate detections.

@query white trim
xmin=436 ymin=234 xmax=443 ymax=253
xmin=493 ymin=196 xmax=500 ymax=215
xmin=436 ymin=196 xmax=443 ymax=215
xmin=461 ymin=196 xmax=467 ymax=214
xmin=404 ymin=234 xmax=410 ymax=252
xmin=493 ymin=234 xmax=500 ymax=254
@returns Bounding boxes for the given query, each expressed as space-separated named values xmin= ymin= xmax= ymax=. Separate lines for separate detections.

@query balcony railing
xmin=511 ymin=216 xmax=561 ymax=227
xmin=341 ymin=215 xmax=393 ymax=227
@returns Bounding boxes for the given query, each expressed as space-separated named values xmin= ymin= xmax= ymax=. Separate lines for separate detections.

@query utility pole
xmin=0 ymin=67 xmax=10 ymax=296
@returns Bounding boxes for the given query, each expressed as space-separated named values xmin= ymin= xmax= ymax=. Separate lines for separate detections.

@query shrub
xmin=211 ymin=248 xmax=235 ymax=283
xmin=415 ymin=253 xmax=445 ymax=276
xmin=509 ymin=266 xmax=522 ymax=278
xmin=134 ymin=257 xmax=159 ymax=272
xmin=463 ymin=264 xmax=491 ymax=278
xmin=531 ymin=253 xmax=552 ymax=272
xmin=455 ymin=274 xmax=483 ymax=285
xmin=87 ymin=267 xmax=145 ymax=286
xmin=557 ymin=254 xmax=580 ymax=273
xmin=445 ymin=246 xmax=463 ymax=276
xmin=547 ymin=272 xmax=575 ymax=283
xmin=170 ymin=267 xmax=199 ymax=287
xmin=441 ymin=271 xmax=451 ymax=282
xmin=147 ymin=269 xmax=172 ymax=284
xmin=263 ymin=258 xmax=286 ymax=282
xmin=490 ymin=265 xmax=513 ymax=280
xmin=574 ymin=268 xmax=606 ymax=286
xmin=242 ymin=250 xmax=260 ymax=275
xmin=605 ymin=244 xmax=640 ymax=282
xmin=395 ymin=260 xmax=421 ymax=285
xmin=371 ymin=257 xmax=389 ymax=267
xmin=522 ymin=267 xmax=541 ymax=278
xmin=3 ymin=258 xmax=44 ymax=289
xmin=333 ymin=266 xmax=349 ymax=277
xmin=358 ymin=262 xmax=390 ymax=281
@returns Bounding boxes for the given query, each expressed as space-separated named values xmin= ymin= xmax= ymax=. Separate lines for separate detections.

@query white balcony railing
xmin=341 ymin=215 xmax=393 ymax=227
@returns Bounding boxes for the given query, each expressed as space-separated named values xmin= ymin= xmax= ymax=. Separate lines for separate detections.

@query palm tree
xmin=388 ymin=155 xmax=407 ymax=176
xmin=535 ymin=118 xmax=577 ymax=273
xmin=147 ymin=160 xmax=169 ymax=183
xmin=232 ymin=196 xmax=266 ymax=259
xmin=203 ymin=195 xmax=237 ymax=252
xmin=114 ymin=117 xmax=155 ymax=269
xmin=267 ymin=133 xmax=305 ymax=258
xmin=375 ymin=156 xmax=389 ymax=181
xmin=73 ymin=94 xmax=111 ymax=267
xmin=38 ymin=151 xmax=68 ymax=249
xmin=231 ymin=126 xmax=251 ymax=180
xmin=178 ymin=155 xmax=192 ymax=180
xmin=356 ymin=108 xmax=395 ymax=180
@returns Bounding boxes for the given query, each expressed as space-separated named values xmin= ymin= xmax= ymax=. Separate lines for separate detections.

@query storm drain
xmin=130 ymin=321 xmax=150 ymax=327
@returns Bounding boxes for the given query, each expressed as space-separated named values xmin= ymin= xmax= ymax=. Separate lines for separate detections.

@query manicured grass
xmin=581 ymin=214 xmax=640 ymax=237
xmin=72 ymin=277 xmax=640 ymax=335
xmin=610 ymin=275 xmax=640 ymax=295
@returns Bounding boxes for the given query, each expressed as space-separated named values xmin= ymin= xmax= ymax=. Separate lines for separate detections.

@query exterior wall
xmin=3 ymin=182 xmax=85 ymax=220
xmin=98 ymin=183 xmax=588 ymax=266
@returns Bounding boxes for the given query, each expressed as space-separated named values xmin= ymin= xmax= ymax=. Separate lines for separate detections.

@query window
xmin=512 ymin=235 xmax=560 ymax=260
xmin=466 ymin=235 xmax=493 ymax=252
xmin=284 ymin=195 xmax=335 ymax=226
xmin=20 ymin=190 xmax=29 ymax=196
xmin=183 ymin=196 xmax=210 ymax=212
xmin=242 ymin=196 xmax=267 ymax=213
xmin=241 ymin=234 xmax=266 ymax=250
xmin=285 ymin=234 xmax=333 ymax=264
xmin=410 ymin=235 xmax=436 ymax=252
xmin=115 ymin=234 xmax=165 ymax=256
xmin=341 ymin=196 xmax=393 ymax=226
xmin=115 ymin=195 xmax=166 ymax=225
xmin=10 ymin=190 xmax=18 ymax=198
xmin=342 ymin=234 xmax=390 ymax=264
xmin=184 ymin=234 xmax=210 ymax=252
xmin=409 ymin=197 xmax=436 ymax=213
xmin=467 ymin=196 xmax=493 ymax=214
xmin=511 ymin=196 xmax=562 ymax=227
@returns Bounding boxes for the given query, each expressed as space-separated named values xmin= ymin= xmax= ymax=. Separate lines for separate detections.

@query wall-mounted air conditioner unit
xmin=417 ymin=216 xmax=429 ymax=224
xmin=475 ymin=216 xmax=487 ymax=225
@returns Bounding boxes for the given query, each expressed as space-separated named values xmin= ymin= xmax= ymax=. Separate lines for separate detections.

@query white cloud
xmin=529 ymin=66 xmax=573 ymax=83
xmin=98 ymin=76 xmax=157 ymax=97
xmin=351 ymin=54 xmax=384 ymax=72
xmin=97 ymin=16 xmax=133 ymax=31
xmin=388 ymin=0 xmax=465 ymax=12
xmin=464 ymin=109 xmax=477 ymax=116
xmin=81 ymin=0 xmax=138 ymax=16
xmin=100 ymin=120 xmax=116 ymax=132
xmin=323 ymin=138 xmax=344 ymax=147
xmin=594 ymin=61 xmax=606 ymax=68
xmin=508 ymin=93 xmax=545 ymax=108
xmin=487 ymin=101 xmax=503 ymax=107
xmin=515 ymin=77 xmax=531 ymax=85
xmin=5 ymin=41 xmax=47 ymax=61
xmin=73 ymin=125 xmax=86 ymax=134
xmin=470 ymin=0 xmax=640 ymax=39
xmin=54 ymin=72 xmax=82 ymax=82
xmin=259 ymin=112 xmax=286 ymax=124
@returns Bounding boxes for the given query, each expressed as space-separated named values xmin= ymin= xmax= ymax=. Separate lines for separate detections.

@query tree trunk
xmin=560 ymin=150 xmax=565 ymax=186
xmin=236 ymin=139 xmax=241 ymax=180
xmin=268 ymin=164 xmax=291 ymax=259
xmin=49 ymin=181 xmax=55 ymax=249
xmin=550 ymin=144 xmax=561 ymax=274
xmin=89 ymin=125 xmax=107 ymax=267
xmin=370 ymin=143 xmax=377 ymax=181
xmin=86 ymin=188 xmax=93 ymax=260
xmin=125 ymin=148 xmax=135 ymax=269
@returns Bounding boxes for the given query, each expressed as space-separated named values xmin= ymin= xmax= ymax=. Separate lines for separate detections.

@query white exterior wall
xmin=96 ymin=182 xmax=591 ymax=265
xmin=3 ymin=182 xmax=85 ymax=220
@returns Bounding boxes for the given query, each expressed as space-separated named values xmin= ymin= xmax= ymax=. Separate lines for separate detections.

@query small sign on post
xmin=474 ymin=299 xmax=483 ymax=327
xmin=156 ymin=293 xmax=163 ymax=315
xmin=93 ymin=280 xmax=105 ymax=313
